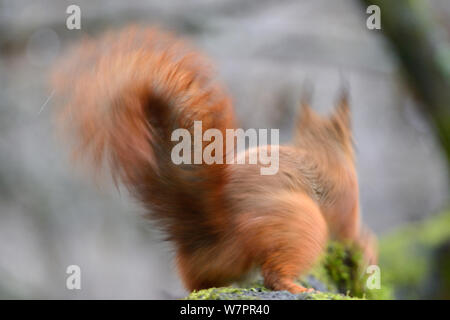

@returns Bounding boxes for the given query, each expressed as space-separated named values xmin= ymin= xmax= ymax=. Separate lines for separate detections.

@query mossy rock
xmin=185 ymin=286 xmax=361 ymax=300
xmin=185 ymin=241 xmax=385 ymax=300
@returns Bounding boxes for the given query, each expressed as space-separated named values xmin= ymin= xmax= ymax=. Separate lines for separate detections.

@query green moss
xmin=322 ymin=242 xmax=364 ymax=294
xmin=310 ymin=241 xmax=393 ymax=300
xmin=184 ymin=286 xmax=361 ymax=300
xmin=185 ymin=287 xmax=265 ymax=300
xmin=305 ymin=292 xmax=362 ymax=300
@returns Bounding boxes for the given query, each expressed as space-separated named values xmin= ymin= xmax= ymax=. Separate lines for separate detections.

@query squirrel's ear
xmin=294 ymin=100 xmax=313 ymax=146
xmin=296 ymin=81 xmax=314 ymax=127
xmin=332 ymin=89 xmax=351 ymax=129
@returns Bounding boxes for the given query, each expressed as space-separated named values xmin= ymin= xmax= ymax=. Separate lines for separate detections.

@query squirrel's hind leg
xmin=176 ymin=241 xmax=254 ymax=292
xmin=238 ymin=192 xmax=328 ymax=294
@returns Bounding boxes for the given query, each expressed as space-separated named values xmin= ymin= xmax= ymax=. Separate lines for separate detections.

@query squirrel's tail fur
xmin=52 ymin=26 xmax=235 ymax=241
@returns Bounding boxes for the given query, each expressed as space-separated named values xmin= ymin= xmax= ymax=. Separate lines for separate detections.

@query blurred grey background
xmin=0 ymin=0 xmax=448 ymax=298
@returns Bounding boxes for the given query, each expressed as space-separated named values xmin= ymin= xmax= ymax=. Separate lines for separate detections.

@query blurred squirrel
xmin=51 ymin=26 xmax=377 ymax=294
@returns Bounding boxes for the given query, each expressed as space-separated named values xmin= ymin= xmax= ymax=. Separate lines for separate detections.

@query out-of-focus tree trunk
xmin=361 ymin=0 xmax=450 ymax=168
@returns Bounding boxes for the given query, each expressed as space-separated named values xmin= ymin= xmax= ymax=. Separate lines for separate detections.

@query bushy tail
xmin=51 ymin=26 xmax=236 ymax=242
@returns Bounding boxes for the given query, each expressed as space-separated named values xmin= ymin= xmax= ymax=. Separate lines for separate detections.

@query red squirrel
xmin=51 ymin=26 xmax=377 ymax=294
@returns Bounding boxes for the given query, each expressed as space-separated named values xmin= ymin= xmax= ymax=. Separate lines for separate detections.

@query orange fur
xmin=52 ymin=26 xmax=377 ymax=294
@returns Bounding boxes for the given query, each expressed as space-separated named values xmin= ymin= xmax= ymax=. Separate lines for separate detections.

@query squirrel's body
xmin=52 ymin=26 xmax=376 ymax=293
